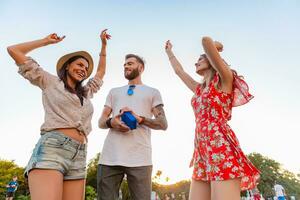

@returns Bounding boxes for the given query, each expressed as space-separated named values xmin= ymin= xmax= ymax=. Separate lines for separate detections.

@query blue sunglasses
xmin=127 ymin=85 xmax=136 ymax=96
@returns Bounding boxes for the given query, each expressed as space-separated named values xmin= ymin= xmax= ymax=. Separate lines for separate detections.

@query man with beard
xmin=97 ymin=54 xmax=168 ymax=200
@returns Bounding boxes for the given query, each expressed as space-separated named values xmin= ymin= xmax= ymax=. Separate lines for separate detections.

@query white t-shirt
xmin=274 ymin=184 xmax=285 ymax=197
xmin=99 ymin=84 xmax=163 ymax=167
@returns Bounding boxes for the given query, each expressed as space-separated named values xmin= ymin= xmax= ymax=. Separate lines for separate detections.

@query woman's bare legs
xmin=28 ymin=169 xmax=63 ymax=200
xmin=62 ymin=179 xmax=86 ymax=200
xmin=189 ymin=179 xmax=211 ymax=200
xmin=211 ymin=178 xmax=241 ymax=200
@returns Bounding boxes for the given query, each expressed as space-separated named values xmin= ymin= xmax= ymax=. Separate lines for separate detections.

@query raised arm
xmin=165 ymin=40 xmax=199 ymax=93
xmin=202 ymin=37 xmax=233 ymax=92
xmin=94 ymin=29 xmax=111 ymax=80
xmin=7 ymin=33 xmax=65 ymax=64
xmin=7 ymin=34 xmax=64 ymax=89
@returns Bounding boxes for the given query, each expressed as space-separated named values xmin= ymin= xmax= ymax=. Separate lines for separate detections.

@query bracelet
xmin=138 ymin=116 xmax=145 ymax=124
xmin=168 ymin=55 xmax=175 ymax=60
xmin=105 ymin=118 xmax=113 ymax=128
xmin=99 ymin=54 xmax=106 ymax=56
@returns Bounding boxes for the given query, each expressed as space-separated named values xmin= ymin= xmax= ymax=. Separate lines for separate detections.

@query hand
xmin=214 ymin=41 xmax=223 ymax=52
xmin=44 ymin=33 xmax=65 ymax=45
xmin=100 ymin=29 xmax=111 ymax=45
xmin=119 ymin=107 xmax=133 ymax=114
xmin=111 ymin=114 xmax=130 ymax=132
xmin=120 ymin=107 xmax=143 ymax=123
xmin=165 ymin=40 xmax=173 ymax=52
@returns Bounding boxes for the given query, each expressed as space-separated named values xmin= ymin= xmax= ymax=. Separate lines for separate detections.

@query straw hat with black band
xmin=56 ymin=51 xmax=94 ymax=79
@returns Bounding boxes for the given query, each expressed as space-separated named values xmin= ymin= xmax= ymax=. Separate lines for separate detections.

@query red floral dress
xmin=190 ymin=71 xmax=260 ymax=191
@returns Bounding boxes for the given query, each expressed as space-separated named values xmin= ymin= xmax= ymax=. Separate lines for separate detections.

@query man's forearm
xmin=98 ymin=116 xmax=109 ymax=129
xmin=142 ymin=116 xmax=168 ymax=130
xmin=141 ymin=105 xmax=168 ymax=130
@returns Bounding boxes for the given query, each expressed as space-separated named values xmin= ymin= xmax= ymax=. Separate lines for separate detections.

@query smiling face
xmin=66 ymin=57 xmax=89 ymax=82
xmin=123 ymin=57 xmax=143 ymax=80
xmin=195 ymin=55 xmax=211 ymax=76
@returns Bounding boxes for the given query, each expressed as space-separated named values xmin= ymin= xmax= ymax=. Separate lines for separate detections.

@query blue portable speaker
xmin=121 ymin=111 xmax=137 ymax=130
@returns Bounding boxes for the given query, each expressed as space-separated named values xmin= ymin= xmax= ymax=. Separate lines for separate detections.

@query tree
xmin=153 ymin=180 xmax=191 ymax=199
xmin=165 ymin=177 xmax=170 ymax=183
xmin=15 ymin=195 xmax=31 ymax=200
xmin=85 ymin=153 xmax=300 ymax=199
xmin=0 ymin=159 xmax=29 ymax=200
xmin=86 ymin=153 xmax=100 ymax=190
xmin=86 ymin=153 xmax=132 ymax=199
xmin=155 ymin=170 xmax=162 ymax=180
xmin=152 ymin=170 xmax=190 ymax=199
xmin=120 ymin=180 xmax=131 ymax=200
xmin=85 ymin=185 xmax=97 ymax=200
xmin=248 ymin=153 xmax=300 ymax=198
xmin=279 ymin=169 xmax=300 ymax=198
xmin=248 ymin=153 xmax=281 ymax=196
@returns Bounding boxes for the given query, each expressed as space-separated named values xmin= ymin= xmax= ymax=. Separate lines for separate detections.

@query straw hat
xmin=56 ymin=51 xmax=94 ymax=79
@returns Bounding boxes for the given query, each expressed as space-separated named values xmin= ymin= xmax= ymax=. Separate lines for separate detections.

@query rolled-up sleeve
xmin=84 ymin=76 xmax=103 ymax=98
xmin=17 ymin=57 xmax=56 ymax=90
xmin=152 ymin=89 xmax=164 ymax=108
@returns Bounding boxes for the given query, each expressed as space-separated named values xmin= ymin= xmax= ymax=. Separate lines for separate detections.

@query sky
xmin=0 ymin=0 xmax=300 ymax=184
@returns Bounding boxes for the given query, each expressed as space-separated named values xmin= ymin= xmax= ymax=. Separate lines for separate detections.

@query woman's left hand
xmin=214 ymin=41 xmax=223 ymax=52
xmin=100 ymin=29 xmax=111 ymax=45
xmin=165 ymin=40 xmax=173 ymax=52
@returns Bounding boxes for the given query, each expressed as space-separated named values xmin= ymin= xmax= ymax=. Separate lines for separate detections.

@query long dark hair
xmin=58 ymin=55 xmax=89 ymax=106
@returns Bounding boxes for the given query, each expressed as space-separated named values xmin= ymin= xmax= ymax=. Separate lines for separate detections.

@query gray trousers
xmin=97 ymin=164 xmax=152 ymax=200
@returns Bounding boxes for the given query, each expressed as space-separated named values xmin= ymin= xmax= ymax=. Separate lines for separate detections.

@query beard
xmin=124 ymin=68 xmax=140 ymax=80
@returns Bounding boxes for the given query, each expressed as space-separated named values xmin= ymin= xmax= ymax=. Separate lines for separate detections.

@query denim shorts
xmin=25 ymin=131 xmax=87 ymax=180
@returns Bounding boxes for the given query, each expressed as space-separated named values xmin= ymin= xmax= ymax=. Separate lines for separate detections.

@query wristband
xmin=139 ymin=116 xmax=145 ymax=124
xmin=106 ymin=118 xmax=113 ymax=128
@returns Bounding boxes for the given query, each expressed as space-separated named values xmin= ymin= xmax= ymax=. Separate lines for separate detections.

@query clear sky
xmin=1 ymin=0 xmax=299 ymax=184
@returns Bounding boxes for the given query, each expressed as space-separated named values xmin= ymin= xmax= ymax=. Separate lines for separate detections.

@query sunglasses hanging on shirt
xmin=127 ymin=85 xmax=136 ymax=96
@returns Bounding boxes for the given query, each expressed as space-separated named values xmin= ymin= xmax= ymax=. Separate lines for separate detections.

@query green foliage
xmin=85 ymin=185 xmax=97 ymax=200
xmin=0 ymin=159 xmax=29 ymax=199
xmin=120 ymin=180 xmax=131 ymax=200
xmin=248 ymin=153 xmax=281 ymax=196
xmin=248 ymin=153 xmax=300 ymax=198
xmin=279 ymin=169 xmax=300 ymax=198
xmin=1 ymin=152 xmax=299 ymax=200
xmin=15 ymin=195 xmax=31 ymax=200
xmin=86 ymin=152 xmax=100 ymax=190
xmin=152 ymin=180 xmax=190 ymax=199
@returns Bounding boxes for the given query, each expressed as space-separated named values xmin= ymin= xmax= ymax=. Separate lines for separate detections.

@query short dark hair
xmin=125 ymin=54 xmax=145 ymax=68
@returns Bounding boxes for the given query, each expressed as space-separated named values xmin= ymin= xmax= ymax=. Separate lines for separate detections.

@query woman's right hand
xmin=111 ymin=115 xmax=130 ymax=133
xmin=44 ymin=33 xmax=65 ymax=45
xmin=165 ymin=40 xmax=173 ymax=53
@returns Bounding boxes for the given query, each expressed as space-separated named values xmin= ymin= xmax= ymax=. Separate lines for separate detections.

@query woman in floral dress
xmin=165 ymin=37 xmax=260 ymax=200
